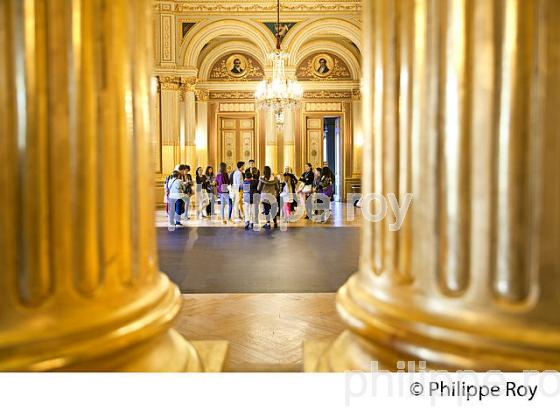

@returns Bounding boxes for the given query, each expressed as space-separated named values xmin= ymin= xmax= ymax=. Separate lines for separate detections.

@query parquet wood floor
xmin=175 ymin=293 xmax=344 ymax=372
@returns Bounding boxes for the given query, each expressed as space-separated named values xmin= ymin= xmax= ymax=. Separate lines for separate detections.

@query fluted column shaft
xmin=318 ymin=0 xmax=560 ymax=371
xmin=283 ymin=109 xmax=295 ymax=170
xmin=0 ymin=0 xmax=200 ymax=371
xmin=180 ymin=77 xmax=197 ymax=167
xmin=264 ymin=110 xmax=278 ymax=172
xmin=195 ymin=92 xmax=209 ymax=170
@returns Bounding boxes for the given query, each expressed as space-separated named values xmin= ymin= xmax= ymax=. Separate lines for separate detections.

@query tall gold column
xmin=283 ymin=109 xmax=295 ymax=170
xmin=0 ymin=0 xmax=202 ymax=371
xmin=180 ymin=77 xmax=198 ymax=167
xmin=314 ymin=0 xmax=560 ymax=371
xmin=264 ymin=110 xmax=278 ymax=171
xmin=195 ymin=89 xmax=209 ymax=170
xmin=160 ymin=76 xmax=181 ymax=173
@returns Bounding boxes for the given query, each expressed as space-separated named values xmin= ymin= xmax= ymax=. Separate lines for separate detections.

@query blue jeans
xmin=220 ymin=192 xmax=230 ymax=220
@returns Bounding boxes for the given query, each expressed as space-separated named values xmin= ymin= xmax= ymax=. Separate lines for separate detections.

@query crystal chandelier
xmin=255 ymin=0 xmax=303 ymax=128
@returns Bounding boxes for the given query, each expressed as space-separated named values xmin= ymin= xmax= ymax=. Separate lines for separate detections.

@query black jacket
xmin=243 ymin=178 xmax=259 ymax=204
xmin=299 ymin=170 xmax=314 ymax=186
xmin=196 ymin=174 xmax=208 ymax=191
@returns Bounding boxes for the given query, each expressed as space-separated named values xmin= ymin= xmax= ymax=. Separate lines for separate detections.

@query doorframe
xmin=301 ymin=109 xmax=347 ymax=201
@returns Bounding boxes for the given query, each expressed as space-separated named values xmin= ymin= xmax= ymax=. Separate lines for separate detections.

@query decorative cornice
xmin=209 ymin=90 xmax=255 ymax=100
xmin=304 ymin=90 xmax=352 ymax=100
xmin=154 ymin=1 xmax=362 ymax=14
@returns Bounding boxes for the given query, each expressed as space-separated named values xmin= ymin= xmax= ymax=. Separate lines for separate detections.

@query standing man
xmin=247 ymin=159 xmax=260 ymax=179
xmin=231 ymin=161 xmax=245 ymax=222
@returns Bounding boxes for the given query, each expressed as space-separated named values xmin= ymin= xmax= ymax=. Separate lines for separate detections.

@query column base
xmin=304 ymin=330 xmax=397 ymax=372
xmin=0 ymin=274 xmax=228 ymax=372
xmin=303 ymin=337 xmax=336 ymax=372
xmin=190 ymin=340 xmax=229 ymax=372
xmin=306 ymin=274 xmax=560 ymax=372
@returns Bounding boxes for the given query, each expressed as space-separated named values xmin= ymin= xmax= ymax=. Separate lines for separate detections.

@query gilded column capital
xmin=351 ymin=88 xmax=361 ymax=100
xmin=195 ymin=89 xmax=209 ymax=101
xmin=160 ymin=76 xmax=181 ymax=91
xmin=182 ymin=76 xmax=198 ymax=92
xmin=178 ymin=77 xmax=198 ymax=101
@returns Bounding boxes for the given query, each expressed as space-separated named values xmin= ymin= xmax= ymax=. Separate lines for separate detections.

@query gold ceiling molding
xmin=296 ymin=53 xmax=352 ymax=81
xmin=209 ymin=90 xmax=256 ymax=100
xmin=209 ymin=53 xmax=264 ymax=81
xmin=154 ymin=1 xmax=362 ymax=14
xmin=303 ymin=90 xmax=352 ymax=99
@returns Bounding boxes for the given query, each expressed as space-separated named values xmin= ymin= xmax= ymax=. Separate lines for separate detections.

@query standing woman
xmin=195 ymin=167 xmax=209 ymax=219
xmin=216 ymin=162 xmax=231 ymax=224
xmin=166 ymin=170 xmax=186 ymax=230
xmin=205 ymin=166 xmax=216 ymax=217
xmin=183 ymin=165 xmax=194 ymax=220
xmin=257 ymin=165 xmax=280 ymax=229
xmin=320 ymin=166 xmax=335 ymax=200
xmin=298 ymin=162 xmax=315 ymax=219
xmin=315 ymin=166 xmax=334 ymax=222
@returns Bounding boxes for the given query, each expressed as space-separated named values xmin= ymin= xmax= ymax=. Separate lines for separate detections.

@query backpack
xmin=175 ymin=199 xmax=185 ymax=215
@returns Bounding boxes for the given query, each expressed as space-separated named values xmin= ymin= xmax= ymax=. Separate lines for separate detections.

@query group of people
xmin=164 ymin=159 xmax=335 ymax=230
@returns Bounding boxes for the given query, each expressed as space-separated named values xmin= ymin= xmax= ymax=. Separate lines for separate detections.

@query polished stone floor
xmin=157 ymin=202 xmax=361 ymax=293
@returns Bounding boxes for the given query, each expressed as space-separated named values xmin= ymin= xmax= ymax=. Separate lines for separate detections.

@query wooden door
xmin=219 ymin=116 xmax=255 ymax=171
xmin=305 ymin=117 xmax=324 ymax=169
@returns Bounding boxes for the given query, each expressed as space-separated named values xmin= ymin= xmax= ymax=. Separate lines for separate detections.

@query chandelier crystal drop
xmin=255 ymin=0 xmax=303 ymax=128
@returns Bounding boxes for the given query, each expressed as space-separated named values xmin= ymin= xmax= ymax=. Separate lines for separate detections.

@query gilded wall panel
xmin=305 ymin=102 xmax=342 ymax=112
xmin=219 ymin=103 xmax=256 ymax=112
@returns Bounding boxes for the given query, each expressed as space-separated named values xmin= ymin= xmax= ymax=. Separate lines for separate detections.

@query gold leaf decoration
xmin=296 ymin=53 xmax=352 ymax=81
xmin=210 ymin=53 xmax=264 ymax=81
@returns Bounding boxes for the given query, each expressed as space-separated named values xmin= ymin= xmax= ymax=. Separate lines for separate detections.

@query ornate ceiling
xmin=153 ymin=0 xmax=362 ymax=86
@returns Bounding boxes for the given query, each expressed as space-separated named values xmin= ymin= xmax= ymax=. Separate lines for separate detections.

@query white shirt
xmin=232 ymin=169 xmax=244 ymax=190
xmin=167 ymin=178 xmax=186 ymax=199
